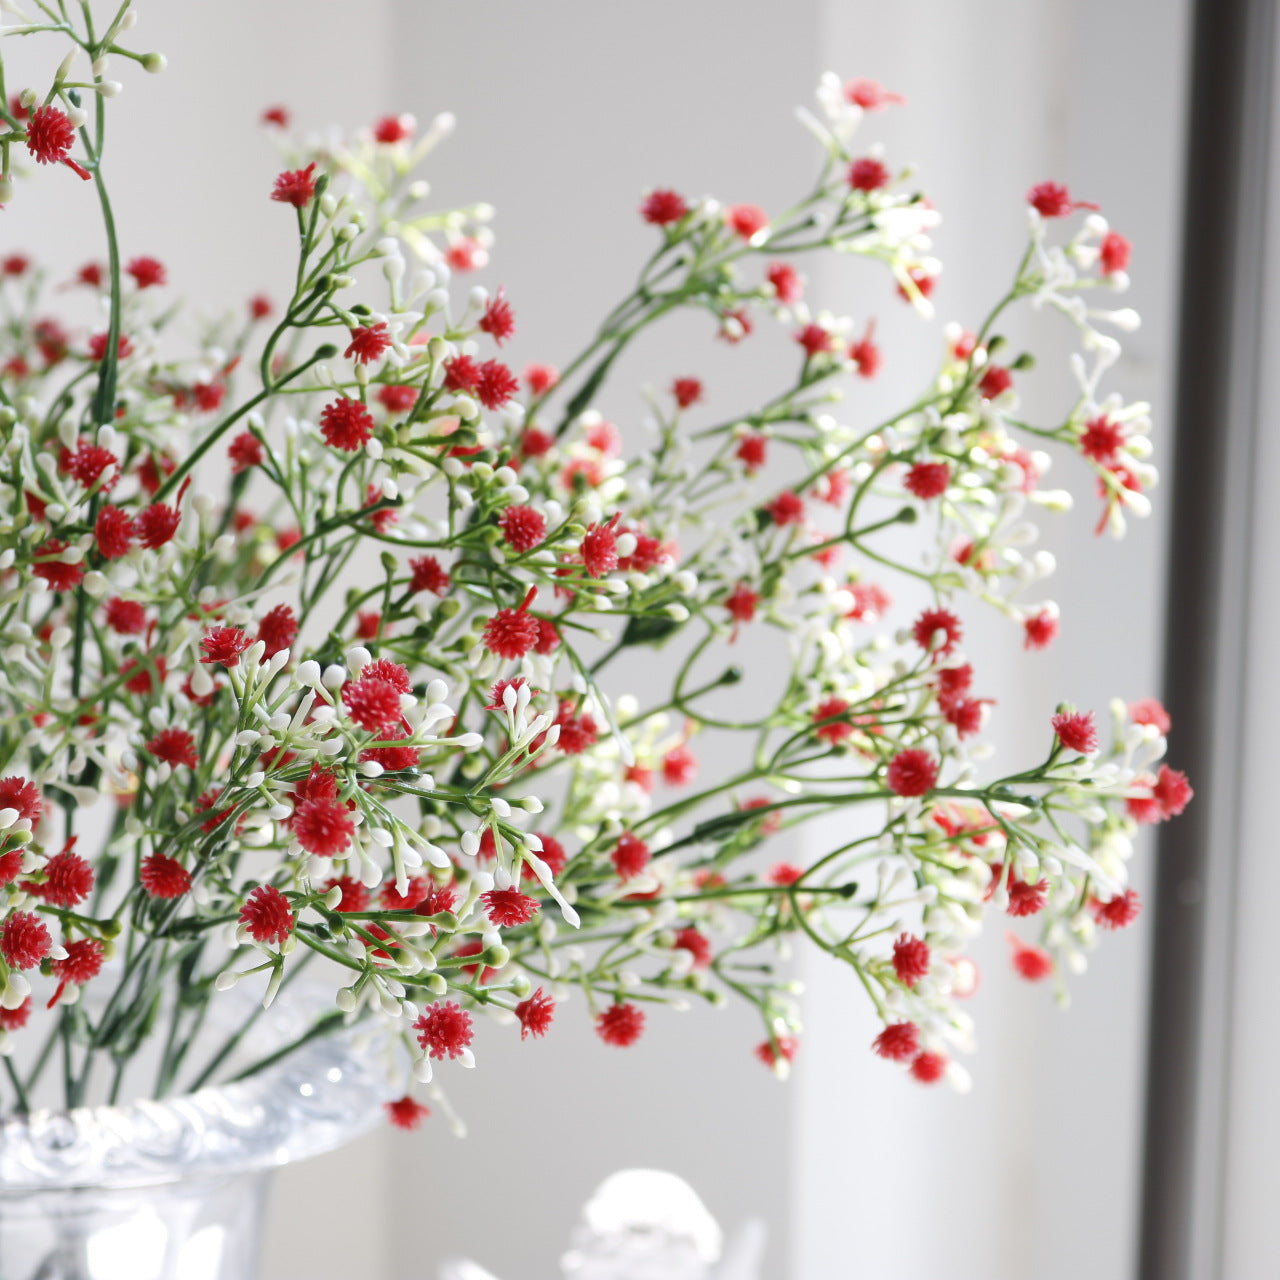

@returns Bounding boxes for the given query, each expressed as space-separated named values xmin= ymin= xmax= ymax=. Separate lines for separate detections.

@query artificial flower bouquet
xmin=0 ymin=0 xmax=1189 ymax=1127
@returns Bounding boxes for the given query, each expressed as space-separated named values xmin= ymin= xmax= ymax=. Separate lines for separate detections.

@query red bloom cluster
xmin=319 ymin=397 xmax=375 ymax=451
xmin=515 ymin=987 xmax=555 ymax=1040
xmin=1052 ymin=710 xmax=1098 ymax=754
xmin=891 ymin=933 xmax=930 ymax=987
xmin=140 ymin=853 xmax=192 ymax=899
xmin=239 ymin=884 xmax=294 ymax=944
xmin=482 ymin=888 xmax=539 ymax=928
xmin=596 ymin=1001 xmax=645 ymax=1047
xmin=886 ymin=749 xmax=938 ymax=797
xmin=385 ymin=1095 xmax=430 ymax=1130
xmin=415 ymin=1000 xmax=474 ymax=1060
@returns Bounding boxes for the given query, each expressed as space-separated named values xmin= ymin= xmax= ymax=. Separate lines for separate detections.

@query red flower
xmin=373 ymin=113 xmax=412 ymax=143
xmin=942 ymin=696 xmax=984 ymax=738
xmin=795 ymin=323 xmax=834 ymax=357
xmin=755 ymin=1035 xmax=799 ymax=1068
xmin=134 ymin=502 xmax=181 ymax=548
xmin=844 ymin=79 xmax=906 ymax=110
xmin=736 ymin=434 xmax=767 ymax=473
xmin=897 ymin=266 xmax=936 ymax=302
xmin=1023 ymin=609 xmax=1059 ymax=650
xmin=911 ymin=1051 xmax=947 ymax=1084
xmin=1130 ymin=698 xmax=1171 ymax=735
xmin=126 ymin=256 xmax=167 ymax=289
xmin=121 ymin=655 xmax=166 ymax=695
xmin=1099 ymin=231 xmax=1132 ymax=276
xmin=49 ymin=937 xmax=105 ymax=1005
xmin=1079 ymin=415 xmax=1125 ymax=463
xmin=323 ymin=876 xmax=370 ymax=912
xmin=674 ymin=927 xmax=712 ymax=968
xmin=912 ymin=606 xmax=962 ymax=656
xmin=293 ymin=797 xmax=355 ymax=857
xmin=475 ymin=359 xmax=519 ymax=410
xmin=363 ymin=658 xmax=411 ymax=692
xmin=672 ymin=377 xmax=703 ymax=409
xmin=446 ymin=237 xmax=486 ymax=272
xmin=2 ymin=254 xmax=29 ymax=277
xmin=1153 ymin=764 xmax=1192 ymax=818
xmin=725 ymin=582 xmax=760 ymax=630
xmin=106 ymin=596 xmax=145 ymax=637
xmin=640 ymin=189 xmax=689 ymax=226
xmin=33 ymin=539 xmax=84 ymax=592
xmin=525 ymin=833 xmax=568 ymax=880
xmin=257 ymin=603 xmax=298 ymax=658
xmin=478 ymin=288 xmax=515 ymax=345
xmin=1026 ymin=181 xmax=1097 ymax=218
xmin=271 ymin=162 xmax=318 ymax=208
xmin=0 ymin=997 xmax=32 ymax=1031
xmin=60 ymin=439 xmax=119 ymax=491
xmin=535 ymin=618 xmax=561 ymax=655
xmin=978 ymin=365 xmax=1013 ymax=399
xmin=140 ymin=853 xmax=192 ymax=899
xmin=385 ymin=1095 xmax=430 ymax=1130
xmin=768 ymin=862 xmax=803 ymax=886
xmin=726 ymin=204 xmax=768 ymax=240
xmin=1006 ymin=875 xmax=1048 ymax=917
xmin=1052 ymin=710 xmax=1098 ymax=754
xmin=481 ymin=888 xmax=539 ymax=928
xmin=249 ymin=294 xmax=273 ymax=319
xmin=892 ymin=933 xmax=930 ymax=987
xmin=409 ymin=554 xmax=450 ymax=595
xmin=319 ymin=396 xmax=375 ymax=451
xmin=414 ymin=1001 xmax=474 ymax=1060
xmin=228 ymin=431 xmax=264 ymax=474
xmin=515 ymin=987 xmax=555 ymax=1040
xmin=766 ymin=261 xmax=803 ymax=303
xmin=345 ymin=323 xmax=391 ymax=365
xmin=201 ymin=626 xmax=252 ymax=667
xmin=146 ymin=727 xmax=199 ymax=770
xmin=662 ymin=745 xmax=697 ymax=787
xmin=524 ymin=366 xmax=559 ymax=397
xmin=886 ymin=749 xmax=938 ymax=797
xmin=848 ymin=157 xmax=890 ymax=191
xmin=1091 ymin=888 xmax=1141 ymax=930
xmin=849 ymin=322 xmax=882 ymax=377
xmin=25 ymin=105 xmax=75 ymax=165
xmin=1 ymin=911 xmax=51 ymax=969
xmin=872 ymin=1021 xmax=919 ymax=1061
xmin=812 ymin=696 xmax=852 ymax=745
xmin=1009 ymin=932 xmax=1053 ymax=981
xmin=581 ymin=518 xmax=620 ymax=577
xmin=596 ymin=1002 xmax=645 ymax=1047
xmin=88 ymin=332 xmax=133 ymax=363
xmin=32 ymin=850 xmax=94 ymax=908
xmin=722 ymin=302 xmax=755 ymax=342
xmin=904 ymin=461 xmax=950 ymax=500
xmin=1 ymin=775 xmax=46 ymax=825
xmin=482 ymin=586 xmax=540 ymax=660
xmin=846 ymin=582 xmax=890 ymax=621
xmin=766 ymin=491 xmax=805 ymax=526
xmin=93 ymin=506 xmax=134 ymax=560
xmin=344 ymin=676 xmax=403 ymax=732
xmin=499 ymin=504 xmax=546 ymax=552
xmin=612 ymin=832 xmax=650 ymax=881
xmin=239 ymin=884 xmax=294 ymax=944
xmin=360 ymin=723 xmax=421 ymax=772
xmin=377 ymin=384 xmax=418 ymax=414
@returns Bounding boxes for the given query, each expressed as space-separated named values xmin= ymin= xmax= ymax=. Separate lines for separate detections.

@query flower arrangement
xmin=0 ymin=2 xmax=1189 ymax=1127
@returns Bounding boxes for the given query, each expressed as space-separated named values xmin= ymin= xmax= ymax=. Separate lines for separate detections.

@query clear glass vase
xmin=0 ymin=1005 xmax=386 ymax=1280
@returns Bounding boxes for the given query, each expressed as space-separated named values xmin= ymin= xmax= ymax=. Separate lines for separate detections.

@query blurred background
xmin=9 ymin=0 xmax=1280 ymax=1277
